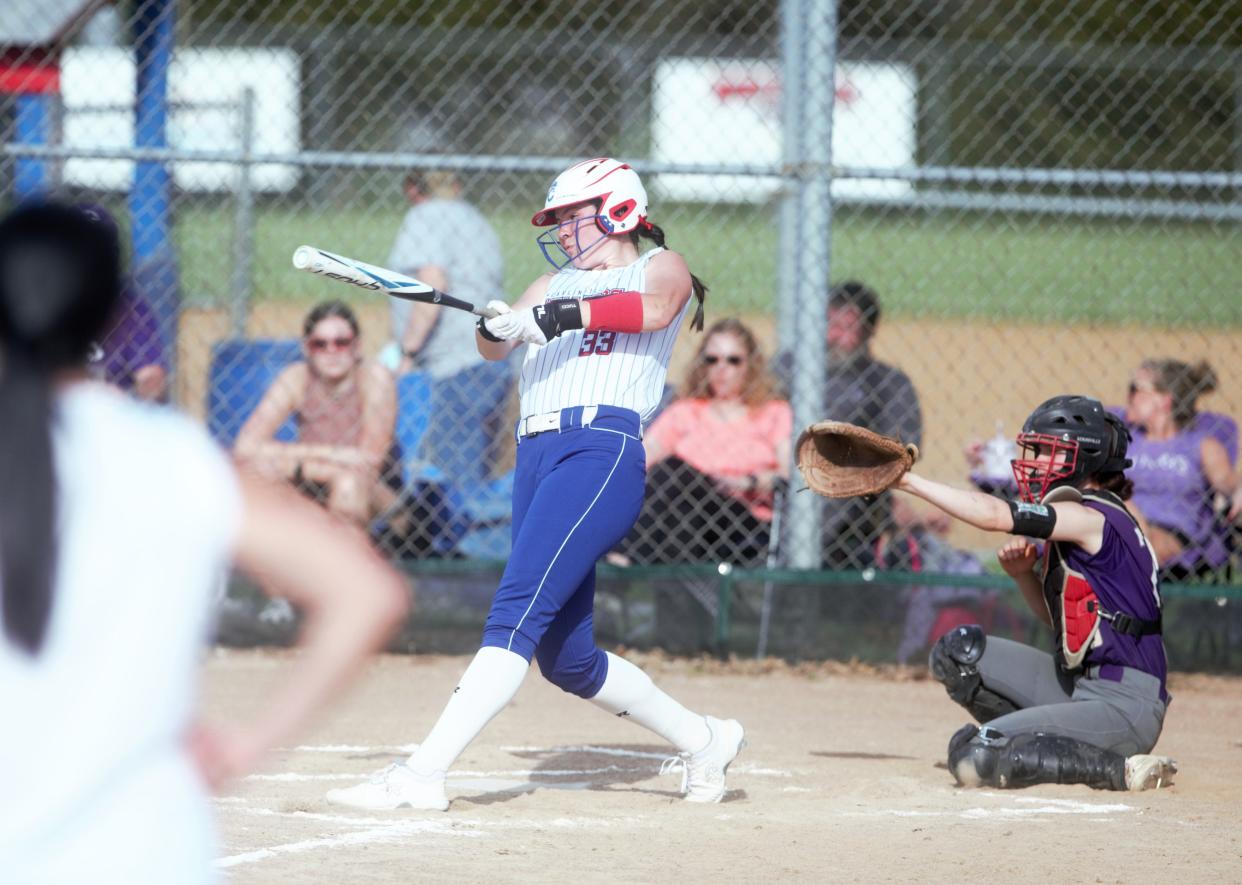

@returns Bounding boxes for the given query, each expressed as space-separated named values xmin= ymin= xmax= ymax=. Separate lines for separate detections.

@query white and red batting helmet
xmin=532 ymin=157 xmax=648 ymax=235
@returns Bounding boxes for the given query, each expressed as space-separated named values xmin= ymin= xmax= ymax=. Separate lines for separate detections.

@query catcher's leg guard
xmin=929 ymin=625 xmax=1019 ymax=723
xmin=947 ymin=725 xmax=1127 ymax=790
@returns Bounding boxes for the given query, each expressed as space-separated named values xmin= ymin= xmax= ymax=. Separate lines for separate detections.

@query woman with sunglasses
xmin=1124 ymin=358 xmax=1242 ymax=580
xmin=328 ymin=158 xmax=746 ymax=813
xmin=892 ymin=394 xmax=1175 ymax=791
xmin=236 ymin=300 xmax=399 ymax=527
xmin=621 ymin=317 xmax=791 ymax=566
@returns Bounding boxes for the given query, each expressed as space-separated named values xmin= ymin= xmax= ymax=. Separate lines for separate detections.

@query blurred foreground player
xmin=0 ymin=202 xmax=408 ymax=883
xmin=897 ymin=395 xmax=1176 ymax=790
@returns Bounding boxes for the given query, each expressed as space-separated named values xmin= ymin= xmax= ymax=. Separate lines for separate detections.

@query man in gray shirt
xmin=776 ymin=280 xmax=923 ymax=568
xmin=387 ymin=171 xmax=511 ymax=486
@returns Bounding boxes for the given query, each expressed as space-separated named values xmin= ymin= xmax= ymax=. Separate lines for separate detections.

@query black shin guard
xmin=929 ymin=625 xmax=1020 ymax=723
xmin=948 ymin=726 xmax=1127 ymax=791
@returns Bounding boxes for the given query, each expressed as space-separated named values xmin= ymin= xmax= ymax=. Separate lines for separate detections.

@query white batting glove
xmin=480 ymin=300 xmax=524 ymax=343
xmin=483 ymin=304 xmax=549 ymax=346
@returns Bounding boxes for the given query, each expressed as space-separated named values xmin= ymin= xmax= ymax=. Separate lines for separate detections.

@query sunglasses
xmin=704 ymin=354 xmax=745 ymax=366
xmin=1128 ymin=381 xmax=1156 ymax=397
xmin=307 ymin=335 xmax=355 ymax=352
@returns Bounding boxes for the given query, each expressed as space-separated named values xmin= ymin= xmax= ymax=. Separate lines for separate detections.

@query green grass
xmin=176 ymin=202 xmax=1242 ymax=327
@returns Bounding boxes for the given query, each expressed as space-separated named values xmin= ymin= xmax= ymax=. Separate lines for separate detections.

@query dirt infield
xmin=206 ymin=650 xmax=1242 ymax=884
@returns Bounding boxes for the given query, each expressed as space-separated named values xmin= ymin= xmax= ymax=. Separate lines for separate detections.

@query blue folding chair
xmin=206 ymin=338 xmax=302 ymax=447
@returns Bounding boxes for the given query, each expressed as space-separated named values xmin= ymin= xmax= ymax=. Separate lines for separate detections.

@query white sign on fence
xmin=652 ymin=58 xmax=916 ymax=202
xmin=60 ymin=47 xmax=300 ymax=192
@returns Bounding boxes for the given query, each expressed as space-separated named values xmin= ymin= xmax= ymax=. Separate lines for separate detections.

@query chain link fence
xmin=3 ymin=0 xmax=1241 ymax=665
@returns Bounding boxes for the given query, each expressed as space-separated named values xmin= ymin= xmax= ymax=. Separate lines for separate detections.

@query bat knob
xmin=292 ymin=246 xmax=315 ymax=270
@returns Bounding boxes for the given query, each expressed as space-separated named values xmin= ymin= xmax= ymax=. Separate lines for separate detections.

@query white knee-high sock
xmin=406 ymin=646 xmax=529 ymax=776
xmin=589 ymin=652 xmax=711 ymax=753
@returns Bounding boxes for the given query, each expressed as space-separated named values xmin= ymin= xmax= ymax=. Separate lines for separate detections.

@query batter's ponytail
xmin=0 ymin=202 xmax=121 ymax=654
xmin=635 ymin=220 xmax=707 ymax=332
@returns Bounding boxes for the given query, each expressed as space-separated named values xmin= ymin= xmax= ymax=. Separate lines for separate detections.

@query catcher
xmin=797 ymin=396 xmax=1176 ymax=791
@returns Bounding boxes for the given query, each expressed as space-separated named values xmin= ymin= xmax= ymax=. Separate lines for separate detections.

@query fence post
xmin=776 ymin=0 xmax=805 ymax=357
xmin=785 ymin=0 xmax=836 ymax=569
xmin=230 ymin=86 xmax=257 ymax=337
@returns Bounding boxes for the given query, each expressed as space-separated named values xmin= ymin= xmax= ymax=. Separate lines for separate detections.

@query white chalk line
xmin=230 ymin=806 xmax=624 ymax=831
xmin=216 ymin=819 xmax=476 ymax=869
xmin=216 ymin=806 xmax=628 ymax=869
xmin=843 ymin=794 xmax=1134 ymax=820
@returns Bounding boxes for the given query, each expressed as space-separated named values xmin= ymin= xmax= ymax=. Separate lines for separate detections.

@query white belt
xmin=517 ymin=406 xmax=599 ymax=439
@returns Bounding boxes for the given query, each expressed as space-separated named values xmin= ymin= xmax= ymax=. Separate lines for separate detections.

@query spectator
xmin=0 ymin=201 xmax=407 ymax=884
xmin=77 ymin=206 xmax=169 ymax=402
xmin=235 ymin=300 xmax=400 ymax=528
xmin=622 ymin=318 xmax=791 ymax=566
xmin=776 ymin=280 xmax=923 ymax=567
xmin=384 ymin=170 xmax=511 ymax=484
xmin=879 ymin=503 xmax=1021 ymax=666
xmin=96 ymin=288 xmax=169 ymax=402
xmin=1125 ymin=358 xmax=1242 ymax=580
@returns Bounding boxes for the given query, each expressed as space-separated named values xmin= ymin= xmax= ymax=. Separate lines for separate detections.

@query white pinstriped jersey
xmin=520 ymin=247 xmax=689 ymax=422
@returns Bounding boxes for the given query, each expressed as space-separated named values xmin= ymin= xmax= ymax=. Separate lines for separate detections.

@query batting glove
xmin=482 ymin=300 xmax=585 ymax=347
xmin=479 ymin=300 xmax=516 ymax=342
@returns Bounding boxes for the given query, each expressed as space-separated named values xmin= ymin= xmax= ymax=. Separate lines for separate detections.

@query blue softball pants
xmin=481 ymin=406 xmax=645 ymax=698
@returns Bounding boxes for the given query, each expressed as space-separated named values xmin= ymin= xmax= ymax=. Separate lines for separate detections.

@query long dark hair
xmin=627 ymin=220 xmax=707 ymax=332
xmin=0 ymin=202 xmax=121 ymax=654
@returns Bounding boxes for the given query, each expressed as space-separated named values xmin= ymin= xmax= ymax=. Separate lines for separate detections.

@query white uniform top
xmin=520 ymin=247 xmax=689 ymax=422
xmin=0 ymin=383 xmax=240 ymax=885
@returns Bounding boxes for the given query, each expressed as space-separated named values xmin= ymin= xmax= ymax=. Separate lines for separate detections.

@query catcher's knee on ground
xmin=929 ymin=625 xmax=1020 ymax=723
xmin=947 ymin=724 xmax=1127 ymax=790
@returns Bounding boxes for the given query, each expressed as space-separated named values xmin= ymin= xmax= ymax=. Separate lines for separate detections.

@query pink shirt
xmin=647 ymin=398 xmax=792 ymax=520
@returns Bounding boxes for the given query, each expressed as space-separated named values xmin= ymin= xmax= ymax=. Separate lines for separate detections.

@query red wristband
xmin=585 ymin=290 xmax=644 ymax=333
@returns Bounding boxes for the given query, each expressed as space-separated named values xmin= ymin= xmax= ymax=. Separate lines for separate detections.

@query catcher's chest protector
xmin=1042 ymin=542 xmax=1102 ymax=671
xmin=1040 ymin=489 xmax=1160 ymax=672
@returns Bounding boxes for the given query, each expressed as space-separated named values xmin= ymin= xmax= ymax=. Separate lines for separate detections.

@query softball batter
xmin=329 ymin=158 xmax=744 ymax=811
xmin=897 ymin=395 xmax=1175 ymax=790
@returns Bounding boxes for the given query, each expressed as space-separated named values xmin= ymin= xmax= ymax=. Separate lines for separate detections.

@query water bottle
xmin=981 ymin=421 xmax=1016 ymax=480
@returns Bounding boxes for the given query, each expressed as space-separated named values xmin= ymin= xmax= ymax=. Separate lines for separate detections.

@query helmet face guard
xmin=535 ymin=212 xmax=612 ymax=270
xmin=1011 ymin=432 xmax=1081 ymax=503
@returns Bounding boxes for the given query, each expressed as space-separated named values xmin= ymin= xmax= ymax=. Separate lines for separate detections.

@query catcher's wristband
xmin=477 ymin=315 xmax=504 ymax=343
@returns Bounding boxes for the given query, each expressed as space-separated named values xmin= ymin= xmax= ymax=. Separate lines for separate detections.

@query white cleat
xmin=661 ymin=716 xmax=746 ymax=804
xmin=1124 ymin=754 xmax=1177 ymax=791
xmin=325 ymin=762 xmax=450 ymax=811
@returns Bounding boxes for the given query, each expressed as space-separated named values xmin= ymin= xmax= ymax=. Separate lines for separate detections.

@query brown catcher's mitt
xmin=795 ymin=421 xmax=919 ymax=498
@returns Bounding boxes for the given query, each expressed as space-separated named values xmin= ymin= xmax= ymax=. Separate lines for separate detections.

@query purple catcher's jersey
xmin=1058 ymin=494 xmax=1168 ymax=692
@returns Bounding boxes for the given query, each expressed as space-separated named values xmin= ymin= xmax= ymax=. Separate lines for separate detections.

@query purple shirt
xmin=1060 ymin=497 xmax=1168 ymax=692
xmin=97 ymin=290 xmax=167 ymax=391
xmin=1128 ymin=428 xmax=1227 ymax=572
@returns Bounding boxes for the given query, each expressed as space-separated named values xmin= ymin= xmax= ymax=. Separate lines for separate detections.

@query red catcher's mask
xmin=1011 ymin=432 xmax=1080 ymax=503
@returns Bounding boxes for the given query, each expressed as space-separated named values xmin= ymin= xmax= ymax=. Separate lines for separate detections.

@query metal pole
xmin=756 ymin=481 xmax=787 ymax=658
xmin=776 ymin=0 xmax=806 ymax=356
xmin=14 ymin=93 xmax=51 ymax=198
xmin=231 ymin=87 xmax=257 ymax=336
xmin=786 ymin=0 xmax=836 ymax=568
xmin=129 ymin=0 xmax=180 ymax=400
